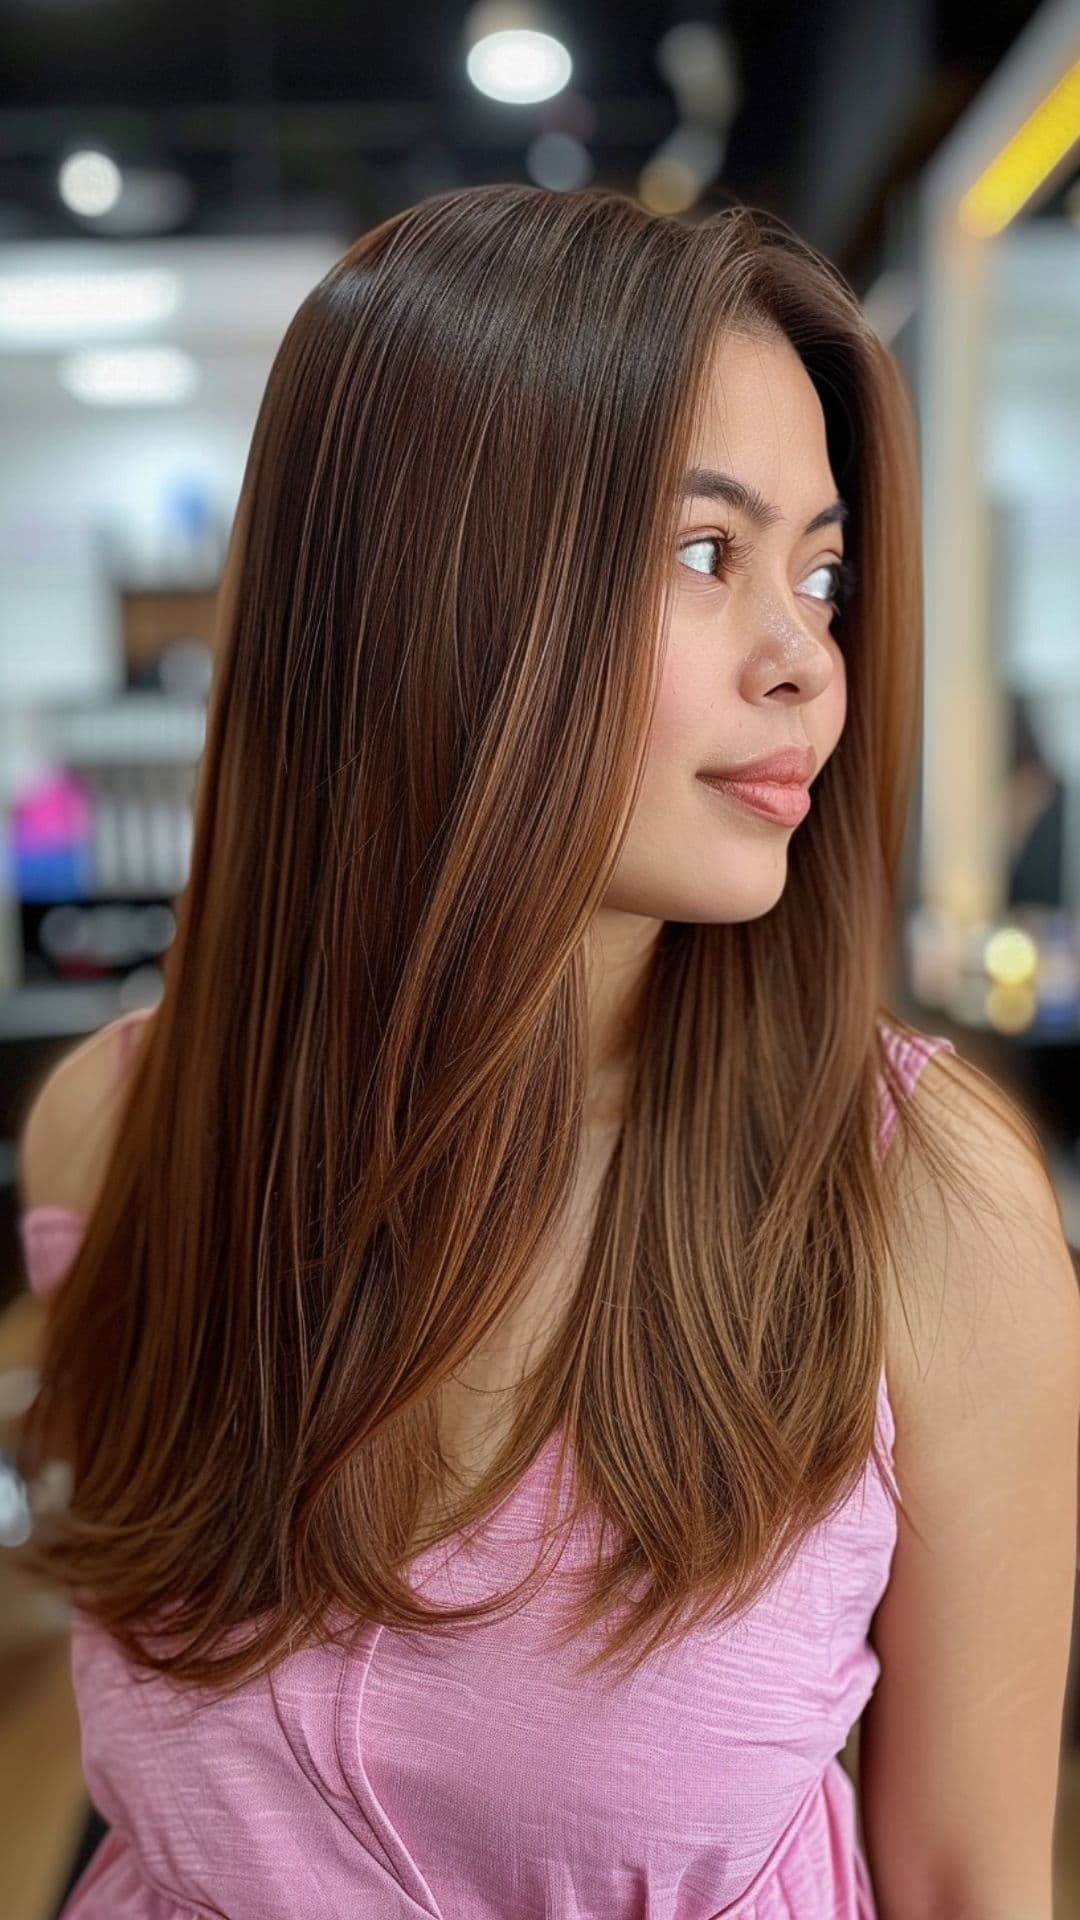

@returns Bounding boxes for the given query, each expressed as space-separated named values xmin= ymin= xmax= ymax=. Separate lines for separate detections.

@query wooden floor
xmin=3 ymin=1283 xmax=1080 ymax=1920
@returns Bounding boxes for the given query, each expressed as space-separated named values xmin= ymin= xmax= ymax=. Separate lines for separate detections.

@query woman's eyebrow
xmin=680 ymin=467 xmax=849 ymax=537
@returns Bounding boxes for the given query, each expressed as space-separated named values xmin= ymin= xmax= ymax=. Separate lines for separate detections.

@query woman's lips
xmin=696 ymin=773 xmax=811 ymax=826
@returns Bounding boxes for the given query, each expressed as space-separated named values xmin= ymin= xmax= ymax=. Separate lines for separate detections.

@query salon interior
xmin=0 ymin=1 xmax=1078 ymax=1914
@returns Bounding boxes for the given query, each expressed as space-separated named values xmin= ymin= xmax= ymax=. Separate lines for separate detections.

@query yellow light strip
xmin=958 ymin=56 xmax=1080 ymax=236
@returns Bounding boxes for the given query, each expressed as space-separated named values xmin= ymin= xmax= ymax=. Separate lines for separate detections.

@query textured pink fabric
xmin=19 ymin=1015 xmax=956 ymax=1919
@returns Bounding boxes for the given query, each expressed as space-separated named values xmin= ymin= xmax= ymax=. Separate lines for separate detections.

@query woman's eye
xmin=677 ymin=535 xmax=856 ymax=616
xmin=676 ymin=532 xmax=752 ymax=579
xmin=679 ymin=537 xmax=720 ymax=576
xmin=804 ymin=562 xmax=842 ymax=603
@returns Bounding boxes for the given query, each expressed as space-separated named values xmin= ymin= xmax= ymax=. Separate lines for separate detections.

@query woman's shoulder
xmin=16 ymin=1006 xmax=155 ymax=1215
xmin=863 ymin=1042 xmax=1079 ymax=1902
xmin=877 ymin=1016 xmax=1078 ymax=1430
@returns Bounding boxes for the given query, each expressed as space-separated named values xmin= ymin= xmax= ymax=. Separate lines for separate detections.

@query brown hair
xmin=13 ymin=183 xmax=1044 ymax=1695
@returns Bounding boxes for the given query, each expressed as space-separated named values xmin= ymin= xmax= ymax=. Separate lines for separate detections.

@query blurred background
xmin=0 ymin=0 xmax=1077 ymax=1913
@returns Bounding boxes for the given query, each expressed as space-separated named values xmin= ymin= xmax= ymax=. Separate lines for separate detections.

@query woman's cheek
xmin=648 ymin=648 xmax=707 ymax=765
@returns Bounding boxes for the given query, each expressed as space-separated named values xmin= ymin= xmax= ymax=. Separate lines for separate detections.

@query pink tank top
xmin=19 ymin=1012 xmax=956 ymax=1919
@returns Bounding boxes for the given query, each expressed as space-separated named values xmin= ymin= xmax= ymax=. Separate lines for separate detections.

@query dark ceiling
xmin=0 ymin=0 xmax=1057 ymax=287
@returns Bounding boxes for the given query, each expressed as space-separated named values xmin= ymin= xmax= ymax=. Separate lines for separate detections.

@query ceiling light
xmin=464 ymin=3 xmax=571 ymax=105
xmin=467 ymin=28 xmax=571 ymax=103
xmin=58 ymin=149 xmax=122 ymax=218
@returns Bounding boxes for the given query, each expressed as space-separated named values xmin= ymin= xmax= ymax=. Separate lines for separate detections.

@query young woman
xmin=14 ymin=184 xmax=1079 ymax=1920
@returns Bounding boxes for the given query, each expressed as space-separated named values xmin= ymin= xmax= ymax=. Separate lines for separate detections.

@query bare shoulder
xmin=862 ymin=1041 xmax=1080 ymax=1914
xmin=16 ymin=1007 xmax=155 ymax=1214
xmin=882 ymin=1042 xmax=1080 ymax=1434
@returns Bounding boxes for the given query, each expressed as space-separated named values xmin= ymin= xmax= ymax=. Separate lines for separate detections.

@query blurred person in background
xmin=1004 ymin=699 xmax=1066 ymax=910
xmin=13 ymin=185 xmax=1080 ymax=1920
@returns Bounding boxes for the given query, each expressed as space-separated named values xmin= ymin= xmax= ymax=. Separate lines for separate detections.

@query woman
xmin=14 ymin=184 xmax=1079 ymax=1918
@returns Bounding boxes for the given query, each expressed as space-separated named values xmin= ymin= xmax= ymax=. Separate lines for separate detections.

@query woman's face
xmin=605 ymin=328 xmax=849 ymax=928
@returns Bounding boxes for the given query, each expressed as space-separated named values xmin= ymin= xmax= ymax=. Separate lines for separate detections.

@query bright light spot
xmin=58 ymin=149 xmax=122 ymax=217
xmin=58 ymin=345 xmax=201 ymax=406
xmin=467 ymin=30 xmax=571 ymax=104
xmin=984 ymin=924 xmax=1038 ymax=987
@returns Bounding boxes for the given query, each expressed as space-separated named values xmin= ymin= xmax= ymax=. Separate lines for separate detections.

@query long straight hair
xmin=14 ymin=183 xmax=1044 ymax=1694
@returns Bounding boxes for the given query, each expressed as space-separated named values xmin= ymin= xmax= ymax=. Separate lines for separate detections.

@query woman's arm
xmin=859 ymin=1049 xmax=1080 ymax=1919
